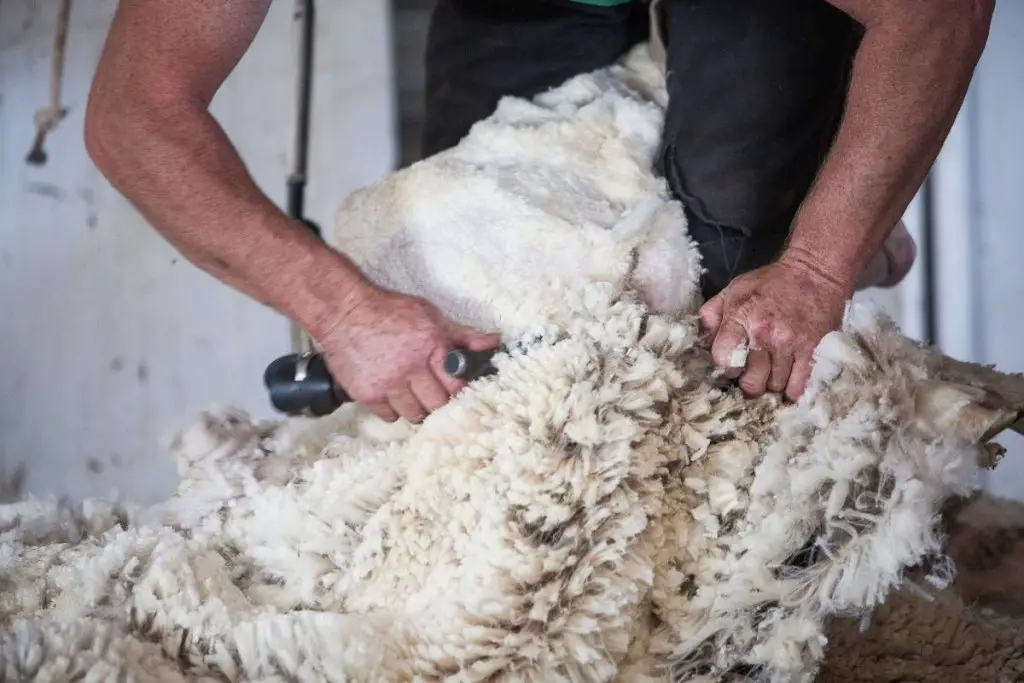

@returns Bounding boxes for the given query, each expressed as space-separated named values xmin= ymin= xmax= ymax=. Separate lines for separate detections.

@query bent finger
xmin=785 ymin=354 xmax=814 ymax=403
xmin=446 ymin=322 xmax=502 ymax=352
xmin=364 ymin=399 xmax=399 ymax=423
xmin=711 ymin=319 xmax=749 ymax=379
xmin=410 ymin=372 xmax=450 ymax=414
xmin=388 ymin=388 xmax=428 ymax=424
xmin=767 ymin=347 xmax=795 ymax=394
xmin=738 ymin=348 xmax=772 ymax=397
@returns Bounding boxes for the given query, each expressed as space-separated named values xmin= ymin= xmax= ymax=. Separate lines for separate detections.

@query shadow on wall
xmin=0 ymin=462 xmax=26 ymax=504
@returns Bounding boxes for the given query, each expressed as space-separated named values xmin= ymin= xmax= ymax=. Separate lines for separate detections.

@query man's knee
xmin=656 ymin=0 xmax=863 ymax=294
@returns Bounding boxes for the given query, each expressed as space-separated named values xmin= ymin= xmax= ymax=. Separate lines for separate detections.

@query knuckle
xmin=348 ymin=384 xmax=376 ymax=404
xmin=356 ymin=378 xmax=390 ymax=402
xmin=698 ymin=306 xmax=720 ymax=326
xmin=352 ymin=376 xmax=399 ymax=405
xmin=772 ymin=325 xmax=796 ymax=347
xmin=747 ymin=319 xmax=771 ymax=343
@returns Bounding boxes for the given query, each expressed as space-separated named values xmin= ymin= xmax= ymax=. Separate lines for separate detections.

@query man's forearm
xmin=781 ymin=2 xmax=993 ymax=291
xmin=85 ymin=95 xmax=372 ymax=340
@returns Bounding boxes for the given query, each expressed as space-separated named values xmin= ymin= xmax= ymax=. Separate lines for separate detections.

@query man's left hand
xmin=697 ymin=257 xmax=851 ymax=402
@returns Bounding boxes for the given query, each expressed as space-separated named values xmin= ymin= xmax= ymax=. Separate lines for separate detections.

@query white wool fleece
xmin=2 ymin=43 xmax=1024 ymax=683
xmin=333 ymin=45 xmax=700 ymax=337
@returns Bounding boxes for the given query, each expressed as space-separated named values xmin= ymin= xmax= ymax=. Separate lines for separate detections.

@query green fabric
xmin=570 ymin=0 xmax=634 ymax=6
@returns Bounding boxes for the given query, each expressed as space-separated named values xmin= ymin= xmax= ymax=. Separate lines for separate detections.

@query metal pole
xmin=920 ymin=172 xmax=938 ymax=348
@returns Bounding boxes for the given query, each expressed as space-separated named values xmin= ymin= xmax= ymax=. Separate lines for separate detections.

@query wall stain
xmin=0 ymin=10 xmax=37 ymax=54
xmin=137 ymin=362 xmax=149 ymax=384
xmin=26 ymin=182 xmax=65 ymax=201
xmin=110 ymin=357 xmax=124 ymax=373
xmin=86 ymin=458 xmax=103 ymax=474
xmin=78 ymin=187 xmax=98 ymax=230
xmin=0 ymin=462 xmax=25 ymax=504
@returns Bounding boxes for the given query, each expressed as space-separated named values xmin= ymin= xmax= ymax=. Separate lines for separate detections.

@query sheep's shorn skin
xmin=2 ymin=43 xmax=1024 ymax=682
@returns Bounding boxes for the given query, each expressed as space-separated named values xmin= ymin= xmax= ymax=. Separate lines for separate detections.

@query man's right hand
xmin=85 ymin=0 xmax=499 ymax=425
xmin=318 ymin=289 xmax=501 ymax=423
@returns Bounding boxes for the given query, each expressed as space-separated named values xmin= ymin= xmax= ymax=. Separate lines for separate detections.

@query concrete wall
xmin=0 ymin=0 xmax=395 ymax=504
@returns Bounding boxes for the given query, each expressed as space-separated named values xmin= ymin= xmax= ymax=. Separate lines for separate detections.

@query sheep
xmin=818 ymin=492 xmax=1024 ymax=682
xmin=1 ymin=42 xmax=1023 ymax=683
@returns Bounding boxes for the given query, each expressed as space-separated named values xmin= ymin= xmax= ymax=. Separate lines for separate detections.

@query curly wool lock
xmin=2 ymin=43 xmax=1024 ymax=683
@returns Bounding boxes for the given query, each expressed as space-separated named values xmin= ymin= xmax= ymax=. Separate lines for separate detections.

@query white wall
xmin=0 ymin=1 xmax=395 ymax=504
xmin=953 ymin=1 xmax=1024 ymax=500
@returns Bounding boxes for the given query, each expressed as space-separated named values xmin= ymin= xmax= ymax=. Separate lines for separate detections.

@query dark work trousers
xmin=421 ymin=0 xmax=863 ymax=300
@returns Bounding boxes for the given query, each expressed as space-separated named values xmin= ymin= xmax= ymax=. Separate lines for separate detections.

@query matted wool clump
xmin=2 ymin=44 xmax=1024 ymax=683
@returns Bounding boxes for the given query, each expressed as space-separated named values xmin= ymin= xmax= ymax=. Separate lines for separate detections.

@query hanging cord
xmin=26 ymin=0 xmax=72 ymax=166
xmin=289 ymin=0 xmax=316 ymax=230
xmin=289 ymin=0 xmax=320 ymax=354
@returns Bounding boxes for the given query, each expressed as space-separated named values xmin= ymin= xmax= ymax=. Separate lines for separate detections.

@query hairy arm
xmin=781 ymin=0 xmax=995 ymax=291
xmin=84 ymin=0 xmax=372 ymax=340
xmin=700 ymin=0 xmax=995 ymax=401
xmin=85 ymin=0 xmax=501 ymax=423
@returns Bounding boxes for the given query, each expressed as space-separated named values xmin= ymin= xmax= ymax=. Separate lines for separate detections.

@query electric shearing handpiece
xmin=263 ymin=348 xmax=500 ymax=417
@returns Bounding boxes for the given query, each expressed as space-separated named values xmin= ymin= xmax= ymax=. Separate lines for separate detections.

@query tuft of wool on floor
xmin=3 ymin=44 xmax=1024 ymax=683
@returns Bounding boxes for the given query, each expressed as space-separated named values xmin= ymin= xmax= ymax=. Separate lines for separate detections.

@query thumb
xmin=698 ymin=295 xmax=725 ymax=339
xmin=447 ymin=321 xmax=502 ymax=352
xmin=710 ymin=318 xmax=750 ymax=378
